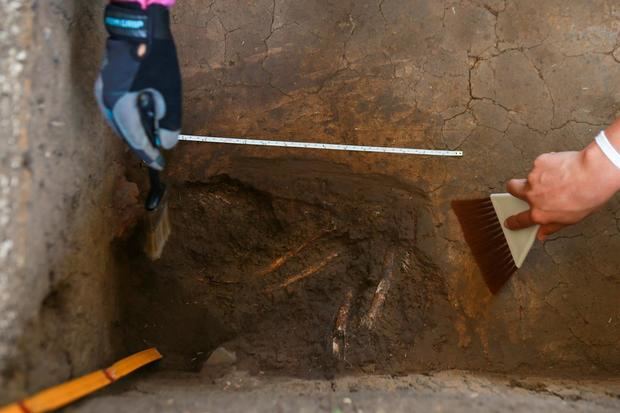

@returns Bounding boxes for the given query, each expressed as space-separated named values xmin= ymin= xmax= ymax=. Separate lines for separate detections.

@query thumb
xmin=537 ymin=223 xmax=566 ymax=241
xmin=505 ymin=210 xmax=535 ymax=230
xmin=158 ymin=129 xmax=179 ymax=150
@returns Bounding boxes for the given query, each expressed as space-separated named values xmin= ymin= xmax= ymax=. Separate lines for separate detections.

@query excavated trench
xmin=116 ymin=157 xmax=444 ymax=377
xmin=5 ymin=0 xmax=620 ymax=411
xmin=89 ymin=152 xmax=620 ymax=412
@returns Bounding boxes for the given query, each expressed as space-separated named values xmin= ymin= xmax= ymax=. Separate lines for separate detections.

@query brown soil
xmin=5 ymin=0 xmax=620 ymax=408
xmin=117 ymin=158 xmax=445 ymax=377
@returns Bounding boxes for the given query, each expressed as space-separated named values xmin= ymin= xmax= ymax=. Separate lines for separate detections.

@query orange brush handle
xmin=0 ymin=348 xmax=162 ymax=413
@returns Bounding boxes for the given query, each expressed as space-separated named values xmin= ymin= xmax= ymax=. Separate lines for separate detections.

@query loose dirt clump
xmin=117 ymin=158 xmax=446 ymax=377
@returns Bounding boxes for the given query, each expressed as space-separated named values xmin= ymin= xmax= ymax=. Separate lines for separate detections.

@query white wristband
xmin=595 ymin=130 xmax=620 ymax=169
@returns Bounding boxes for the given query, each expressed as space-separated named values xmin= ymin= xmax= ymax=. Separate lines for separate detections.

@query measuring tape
xmin=179 ymin=134 xmax=463 ymax=157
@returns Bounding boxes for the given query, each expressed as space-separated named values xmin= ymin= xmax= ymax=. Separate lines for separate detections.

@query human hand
xmin=505 ymin=140 xmax=620 ymax=240
xmin=95 ymin=2 xmax=182 ymax=170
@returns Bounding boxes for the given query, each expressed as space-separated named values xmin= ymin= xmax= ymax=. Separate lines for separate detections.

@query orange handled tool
xmin=0 ymin=348 xmax=162 ymax=413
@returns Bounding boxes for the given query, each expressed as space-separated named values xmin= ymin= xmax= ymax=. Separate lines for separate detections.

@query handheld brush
xmin=451 ymin=194 xmax=539 ymax=294
xmin=138 ymin=91 xmax=171 ymax=260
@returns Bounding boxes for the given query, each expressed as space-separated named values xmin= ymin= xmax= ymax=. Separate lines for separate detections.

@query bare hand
xmin=505 ymin=142 xmax=620 ymax=240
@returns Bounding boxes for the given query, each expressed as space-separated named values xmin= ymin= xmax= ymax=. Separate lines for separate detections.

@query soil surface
xmin=4 ymin=0 xmax=620 ymax=408
xmin=118 ymin=158 xmax=443 ymax=375
xmin=111 ymin=0 xmax=620 ymax=380
xmin=0 ymin=0 xmax=127 ymax=401
xmin=67 ymin=369 xmax=620 ymax=413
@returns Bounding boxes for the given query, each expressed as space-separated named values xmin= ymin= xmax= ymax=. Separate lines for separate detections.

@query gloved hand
xmin=95 ymin=2 xmax=182 ymax=171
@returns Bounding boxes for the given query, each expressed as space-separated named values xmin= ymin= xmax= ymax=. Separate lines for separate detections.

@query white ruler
xmin=179 ymin=134 xmax=463 ymax=157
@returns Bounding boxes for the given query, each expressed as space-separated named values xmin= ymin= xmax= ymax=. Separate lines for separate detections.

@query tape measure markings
xmin=179 ymin=135 xmax=463 ymax=157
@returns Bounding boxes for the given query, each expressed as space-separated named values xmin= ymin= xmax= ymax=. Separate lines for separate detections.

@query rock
xmin=205 ymin=347 xmax=237 ymax=366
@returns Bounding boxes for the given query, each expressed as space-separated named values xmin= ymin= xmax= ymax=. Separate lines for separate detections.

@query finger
xmin=159 ymin=129 xmax=179 ymax=150
xmin=537 ymin=223 xmax=566 ymax=241
xmin=147 ymin=89 xmax=180 ymax=150
xmin=506 ymin=179 xmax=529 ymax=201
xmin=113 ymin=93 xmax=165 ymax=170
xmin=505 ymin=210 xmax=535 ymax=230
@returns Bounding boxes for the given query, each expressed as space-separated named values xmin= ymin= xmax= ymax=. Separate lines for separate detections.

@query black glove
xmin=95 ymin=3 xmax=182 ymax=170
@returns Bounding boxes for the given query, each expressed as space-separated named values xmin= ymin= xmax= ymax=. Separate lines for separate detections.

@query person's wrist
xmin=111 ymin=0 xmax=175 ymax=9
xmin=109 ymin=1 xmax=142 ymax=11
xmin=582 ymin=136 xmax=620 ymax=193
xmin=105 ymin=1 xmax=172 ymax=41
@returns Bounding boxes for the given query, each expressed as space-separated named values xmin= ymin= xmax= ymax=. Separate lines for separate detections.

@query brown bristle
xmin=451 ymin=198 xmax=517 ymax=294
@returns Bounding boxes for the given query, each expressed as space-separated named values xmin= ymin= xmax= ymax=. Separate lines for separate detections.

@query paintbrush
xmin=138 ymin=91 xmax=171 ymax=260
xmin=451 ymin=194 xmax=539 ymax=293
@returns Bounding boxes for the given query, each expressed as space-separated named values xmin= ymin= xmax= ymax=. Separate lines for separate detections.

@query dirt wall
xmin=138 ymin=0 xmax=620 ymax=376
xmin=0 ymin=0 xmax=127 ymax=403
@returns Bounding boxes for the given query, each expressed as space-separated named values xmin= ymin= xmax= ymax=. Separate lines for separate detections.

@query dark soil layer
xmin=117 ymin=158 xmax=445 ymax=377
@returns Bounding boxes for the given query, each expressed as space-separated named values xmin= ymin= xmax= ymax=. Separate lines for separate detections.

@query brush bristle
xmin=144 ymin=200 xmax=171 ymax=260
xmin=451 ymin=197 xmax=517 ymax=294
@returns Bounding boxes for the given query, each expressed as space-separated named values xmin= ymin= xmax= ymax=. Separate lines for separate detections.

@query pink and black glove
xmin=95 ymin=0 xmax=181 ymax=171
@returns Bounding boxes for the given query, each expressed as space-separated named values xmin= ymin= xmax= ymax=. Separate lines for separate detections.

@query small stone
xmin=205 ymin=347 xmax=237 ymax=366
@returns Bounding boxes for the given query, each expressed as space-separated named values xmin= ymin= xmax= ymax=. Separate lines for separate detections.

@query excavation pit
xmin=3 ymin=0 xmax=620 ymax=411
xmin=117 ymin=158 xmax=442 ymax=376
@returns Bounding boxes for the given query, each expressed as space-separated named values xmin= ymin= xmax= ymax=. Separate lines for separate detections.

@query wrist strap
xmin=595 ymin=130 xmax=620 ymax=169
xmin=105 ymin=4 xmax=171 ymax=41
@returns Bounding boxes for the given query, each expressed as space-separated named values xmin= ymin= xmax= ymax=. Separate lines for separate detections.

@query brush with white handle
xmin=451 ymin=194 xmax=538 ymax=293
